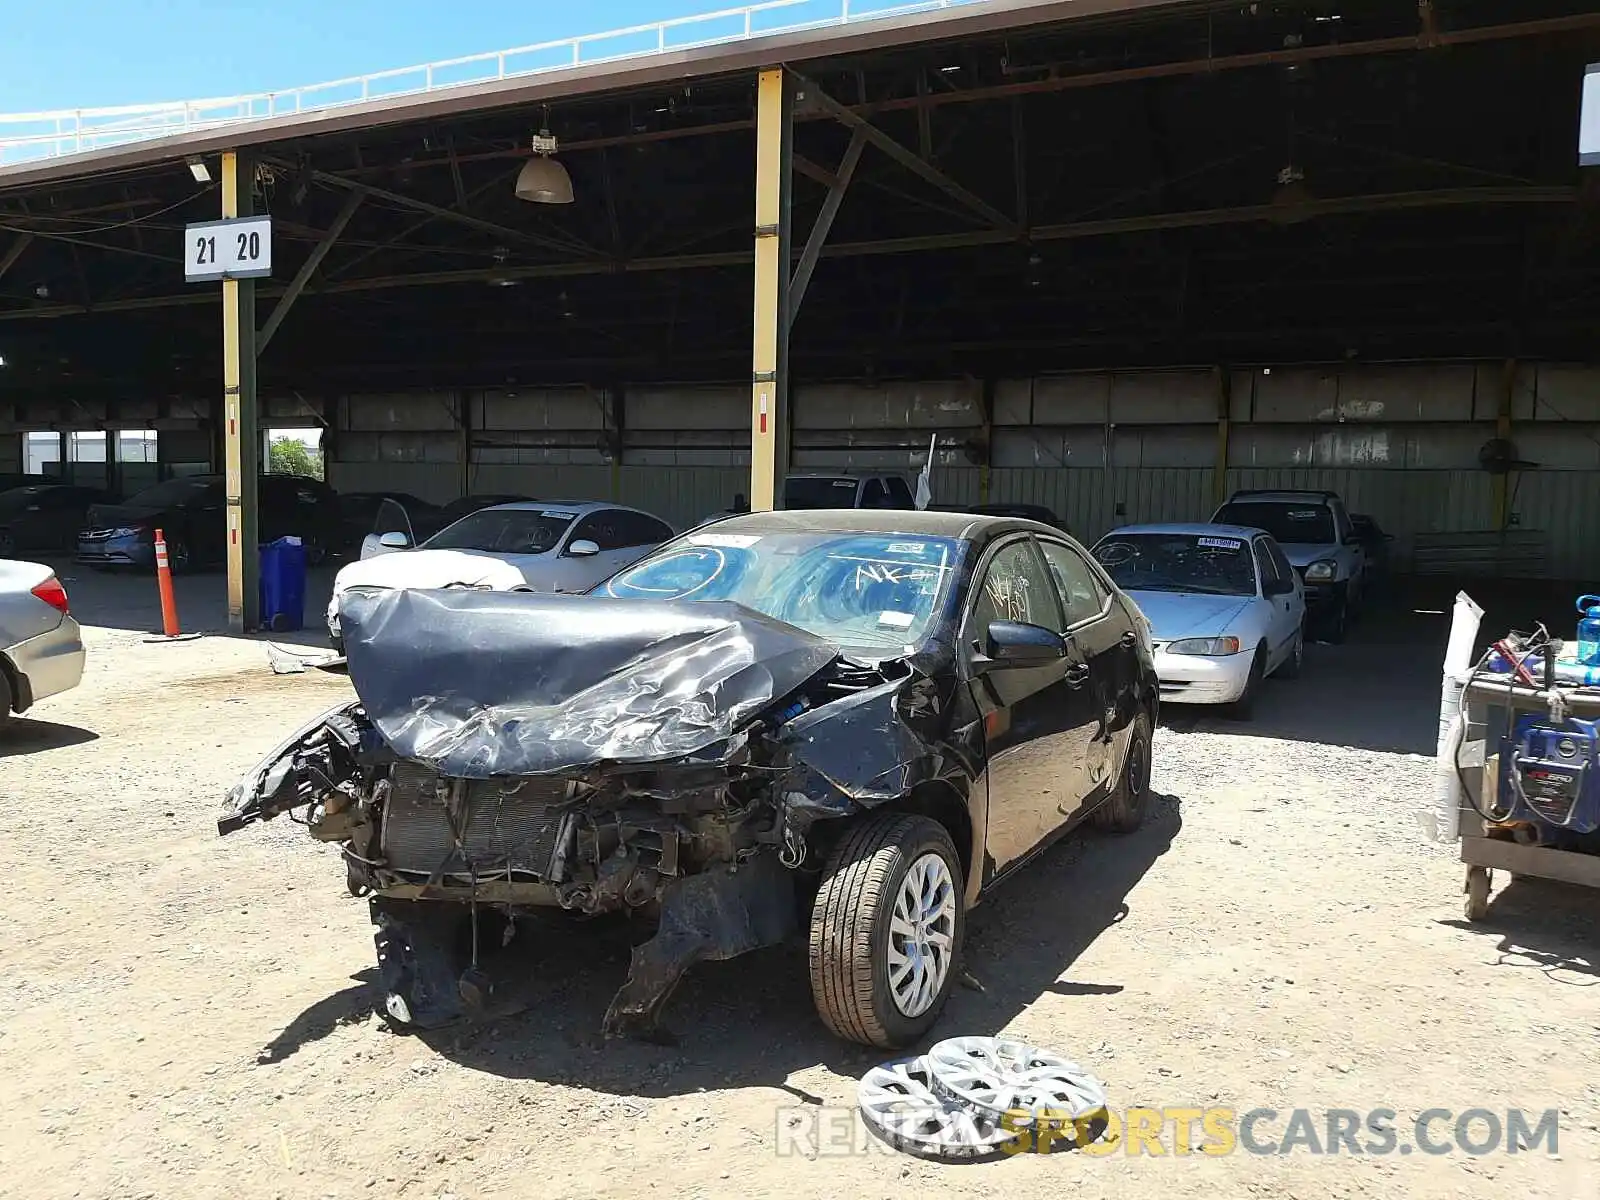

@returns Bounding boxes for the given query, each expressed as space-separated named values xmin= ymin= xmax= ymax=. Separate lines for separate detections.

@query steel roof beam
xmin=258 ymin=189 xmax=363 ymax=353
xmin=793 ymin=72 xmax=1020 ymax=240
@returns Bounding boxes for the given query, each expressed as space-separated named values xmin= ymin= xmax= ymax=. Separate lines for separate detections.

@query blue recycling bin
xmin=259 ymin=536 xmax=308 ymax=632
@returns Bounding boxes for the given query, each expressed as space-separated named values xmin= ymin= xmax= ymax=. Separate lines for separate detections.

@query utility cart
xmin=1456 ymin=677 xmax=1600 ymax=921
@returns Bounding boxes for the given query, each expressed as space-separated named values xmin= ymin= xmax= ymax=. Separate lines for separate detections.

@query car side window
xmin=1265 ymin=538 xmax=1296 ymax=584
xmin=969 ymin=539 xmax=1064 ymax=642
xmin=628 ymin=513 xmax=673 ymax=546
xmin=569 ymin=512 xmax=627 ymax=553
xmin=1037 ymin=539 xmax=1108 ymax=627
xmin=1252 ymin=539 xmax=1278 ymax=593
xmin=861 ymin=479 xmax=888 ymax=508
xmin=884 ymin=477 xmax=914 ymax=507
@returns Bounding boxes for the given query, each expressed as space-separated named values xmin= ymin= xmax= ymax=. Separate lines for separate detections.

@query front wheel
xmin=1226 ymin=646 xmax=1268 ymax=720
xmin=808 ymin=813 xmax=965 ymax=1049
xmin=1320 ymin=597 xmax=1349 ymax=644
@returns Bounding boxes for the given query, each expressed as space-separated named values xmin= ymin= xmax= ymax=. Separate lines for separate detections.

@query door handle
xmin=1120 ymin=630 xmax=1137 ymax=647
xmin=1066 ymin=664 xmax=1091 ymax=688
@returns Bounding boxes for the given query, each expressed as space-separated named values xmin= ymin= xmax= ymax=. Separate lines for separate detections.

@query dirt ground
xmin=1 ymin=581 xmax=1596 ymax=1200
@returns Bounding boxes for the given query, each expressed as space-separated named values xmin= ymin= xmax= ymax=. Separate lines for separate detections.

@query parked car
xmin=1349 ymin=513 xmax=1394 ymax=584
xmin=221 ymin=510 xmax=1158 ymax=1048
xmin=77 ymin=474 xmax=341 ymax=572
xmin=783 ymin=474 xmax=916 ymax=510
xmin=0 ymin=485 xmax=110 ymax=558
xmin=1210 ymin=489 xmax=1366 ymax=642
xmin=0 ymin=558 xmax=85 ymax=725
xmin=1092 ymin=523 xmax=1305 ymax=717
xmin=324 ymin=500 xmax=674 ymax=652
xmin=334 ymin=492 xmax=440 ymax=557
xmin=934 ymin=501 xmax=1069 ymax=533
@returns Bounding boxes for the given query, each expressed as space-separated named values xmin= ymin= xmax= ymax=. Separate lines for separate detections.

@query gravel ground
xmin=0 ymin=586 xmax=1595 ymax=1200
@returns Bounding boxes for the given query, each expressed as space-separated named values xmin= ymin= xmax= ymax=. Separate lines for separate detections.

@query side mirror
xmin=566 ymin=539 xmax=600 ymax=558
xmin=1343 ymin=534 xmax=1362 ymax=547
xmin=1264 ymin=577 xmax=1295 ymax=596
xmin=975 ymin=620 xmax=1067 ymax=673
xmin=378 ymin=531 xmax=411 ymax=549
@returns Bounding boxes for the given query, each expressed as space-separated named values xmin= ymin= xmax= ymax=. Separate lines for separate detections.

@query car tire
xmin=1091 ymin=710 xmax=1152 ymax=834
xmin=1321 ymin=597 xmax=1349 ymax=644
xmin=0 ymin=528 xmax=14 ymax=558
xmin=808 ymin=812 xmax=965 ymax=1050
xmin=1226 ymin=646 xmax=1268 ymax=720
xmin=0 ymin=669 xmax=12 ymax=725
xmin=1276 ymin=625 xmax=1305 ymax=680
xmin=165 ymin=537 xmax=192 ymax=575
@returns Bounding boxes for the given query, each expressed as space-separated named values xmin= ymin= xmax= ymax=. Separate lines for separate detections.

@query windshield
xmin=423 ymin=508 xmax=574 ymax=555
xmin=1214 ymin=502 xmax=1335 ymax=545
xmin=783 ymin=478 xmax=859 ymax=510
xmin=1092 ymin=533 xmax=1258 ymax=597
xmin=124 ymin=478 xmax=219 ymax=508
xmin=598 ymin=530 xmax=966 ymax=653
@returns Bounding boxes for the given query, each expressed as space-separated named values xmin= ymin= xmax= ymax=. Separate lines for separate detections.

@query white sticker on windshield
xmin=878 ymin=611 xmax=915 ymax=628
xmin=687 ymin=532 xmax=761 ymax=549
xmin=1288 ymin=510 xmax=1320 ymax=519
xmin=887 ymin=542 xmax=926 ymax=554
xmin=1197 ymin=537 xmax=1243 ymax=551
xmin=541 ymin=510 xmax=577 ymax=519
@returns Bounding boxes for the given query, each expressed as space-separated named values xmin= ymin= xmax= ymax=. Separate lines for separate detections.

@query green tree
xmin=268 ymin=436 xmax=323 ymax=480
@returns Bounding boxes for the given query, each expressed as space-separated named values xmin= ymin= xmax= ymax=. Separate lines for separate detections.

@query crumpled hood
xmin=333 ymin=549 xmax=530 ymax=597
xmin=338 ymin=587 xmax=840 ymax=777
xmin=1127 ymin=590 xmax=1251 ymax=641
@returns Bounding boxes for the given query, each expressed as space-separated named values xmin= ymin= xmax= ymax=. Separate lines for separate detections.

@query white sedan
xmin=326 ymin=500 xmax=674 ymax=652
xmin=1090 ymin=522 xmax=1306 ymax=717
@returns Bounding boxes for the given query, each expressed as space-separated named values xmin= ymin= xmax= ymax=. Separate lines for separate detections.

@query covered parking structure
xmin=1 ymin=0 xmax=1599 ymax=630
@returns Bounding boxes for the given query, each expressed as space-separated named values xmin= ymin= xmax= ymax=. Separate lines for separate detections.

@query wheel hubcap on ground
xmin=887 ymin=852 xmax=957 ymax=1018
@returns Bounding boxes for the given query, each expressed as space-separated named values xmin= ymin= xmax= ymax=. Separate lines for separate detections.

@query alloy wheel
xmin=887 ymin=852 xmax=958 ymax=1018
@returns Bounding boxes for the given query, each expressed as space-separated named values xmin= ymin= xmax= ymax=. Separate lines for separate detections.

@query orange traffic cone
xmin=144 ymin=528 xmax=201 ymax=643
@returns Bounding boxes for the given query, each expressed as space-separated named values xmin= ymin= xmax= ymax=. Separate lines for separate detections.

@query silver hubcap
xmin=888 ymin=852 xmax=957 ymax=1018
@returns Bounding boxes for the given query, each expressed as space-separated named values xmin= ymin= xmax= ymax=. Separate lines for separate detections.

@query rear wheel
xmin=808 ymin=813 xmax=964 ymax=1049
xmin=0 ymin=670 xmax=12 ymax=725
xmin=1091 ymin=710 xmax=1152 ymax=834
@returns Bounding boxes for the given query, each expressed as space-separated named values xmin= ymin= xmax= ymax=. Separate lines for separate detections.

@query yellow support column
xmin=221 ymin=151 xmax=260 ymax=632
xmin=750 ymin=67 xmax=793 ymax=511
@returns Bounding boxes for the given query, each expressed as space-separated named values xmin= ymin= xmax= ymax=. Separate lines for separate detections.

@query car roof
xmin=1220 ymin=491 xmax=1335 ymax=506
xmin=478 ymin=500 xmax=652 ymax=517
xmin=693 ymin=508 xmax=1054 ymax=541
xmin=1098 ymin=522 xmax=1268 ymax=540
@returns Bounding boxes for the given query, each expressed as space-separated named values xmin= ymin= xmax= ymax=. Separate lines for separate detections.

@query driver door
xmin=966 ymin=536 xmax=1096 ymax=882
xmin=363 ymin=498 xmax=417 ymax=560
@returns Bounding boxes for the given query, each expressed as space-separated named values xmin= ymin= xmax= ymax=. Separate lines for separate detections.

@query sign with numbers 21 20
xmin=184 ymin=217 xmax=274 ymax=282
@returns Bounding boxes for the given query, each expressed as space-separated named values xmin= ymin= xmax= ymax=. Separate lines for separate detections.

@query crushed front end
xmin=217 ymin=587 xmax=962 ymax=1037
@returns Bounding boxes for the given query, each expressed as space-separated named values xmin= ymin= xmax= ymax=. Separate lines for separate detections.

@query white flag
xmin=914 ymin=434 xmax=936 ymax=510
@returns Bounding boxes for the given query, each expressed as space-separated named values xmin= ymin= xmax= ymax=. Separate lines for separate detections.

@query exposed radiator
xmin=382 ymin=761 xmax=572 ymax=881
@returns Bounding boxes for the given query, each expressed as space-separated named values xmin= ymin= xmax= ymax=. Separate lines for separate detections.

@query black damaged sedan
xmin=219 ymin=510 xmax=1158 ymax=1048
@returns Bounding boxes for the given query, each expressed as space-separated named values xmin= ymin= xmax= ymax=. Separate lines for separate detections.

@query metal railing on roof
xmin=0 ymin=0 xmax=979 ymax=167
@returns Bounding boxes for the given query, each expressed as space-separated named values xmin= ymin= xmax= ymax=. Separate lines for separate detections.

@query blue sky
xmin=0 ymin=0 xmax=886 ymax=113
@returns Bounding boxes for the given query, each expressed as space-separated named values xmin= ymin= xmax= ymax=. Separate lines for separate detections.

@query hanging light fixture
xmin=515 ymin=129 xmax=574 ymax=205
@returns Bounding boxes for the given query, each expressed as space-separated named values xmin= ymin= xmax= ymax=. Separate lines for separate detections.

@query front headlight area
xmin=1165 ymin=636 xmax=1243 ymax=656
xmin=1303 ymin=560 xmax=1337 ymax=582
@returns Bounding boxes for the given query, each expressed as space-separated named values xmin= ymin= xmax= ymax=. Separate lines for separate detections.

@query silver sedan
xmin=0 ymin=558 xmax=85 ymax=724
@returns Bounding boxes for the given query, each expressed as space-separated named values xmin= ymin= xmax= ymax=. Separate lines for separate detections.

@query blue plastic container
xmin=259 ymin=536 xmax=308 ymax=632
xmin=1579 ymin=594 xmax=1600 ymax=667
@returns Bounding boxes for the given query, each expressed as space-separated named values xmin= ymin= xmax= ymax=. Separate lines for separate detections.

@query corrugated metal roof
xmin=0 ymin=0 xmax=1189 ymax=192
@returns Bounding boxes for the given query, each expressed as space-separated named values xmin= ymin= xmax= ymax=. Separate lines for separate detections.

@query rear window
xmin=1214 ymin=502 xmax=1336 ymax=546
xmin=784 ymin=478 xmax=859 ymax=509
